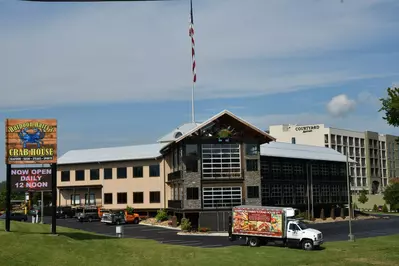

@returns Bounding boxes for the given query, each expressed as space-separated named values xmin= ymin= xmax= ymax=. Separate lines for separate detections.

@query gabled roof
xmin=260 ymin=142 xmax=356 ymax=163
xmin=157 ymin=122 xmax=201 ymax=143
xmin=58 ymin=143 xmax=164 ymax=165
xmin=161 ymin=110 xmax=276 ymax=151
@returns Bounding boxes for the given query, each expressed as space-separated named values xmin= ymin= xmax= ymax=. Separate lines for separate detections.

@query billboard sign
xmin=11 ymin=167 xmax=52 ymax=192
xmin=5 ymin=119 xmax=57 ymax=164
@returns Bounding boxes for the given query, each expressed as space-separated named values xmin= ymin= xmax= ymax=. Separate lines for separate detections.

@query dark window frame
xmin=104 ymin=193 xmax=113 ymax=204
xmin=133 ymin=166 xmax=144 ymax=178
xmin=149 ymin=191 xmax=161 ymax=203
xmin=104 ymin=168 xmax=113 ymax=180
xmin=117 ymin=167 xmax=127 ymax=179
xmin=247 ymin=186 xmax=260 ymax=198
xmin=117 ymin=192 xmax=127 ymax=204
xmin=75 ymin=170 xmax=85 ymax=181
xmin=90 ymin=169 xmax=100 ymax=180
xmin=246 ymin=159 xmax=258 ymax=171
xmin=149 ymin=164 xmax=160 ymax=177
xmin=61 ymin=171 xmax=70 ymax=182
xmin=186 ymin=187 xmax=199 ymax=200
xmin=133 ymin=192 xmax=144 ymax=204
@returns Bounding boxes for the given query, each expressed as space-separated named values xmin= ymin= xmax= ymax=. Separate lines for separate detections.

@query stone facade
xmin=243 ymin=143 xmax=262 ymax=206
xmin=181 ymin=149 xmax=202 ymax=210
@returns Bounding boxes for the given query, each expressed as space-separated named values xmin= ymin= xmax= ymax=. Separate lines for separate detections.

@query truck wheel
xmin=133 ymin=218 xmax=139 ymax=224
xmin=302 ymin=239 xmax=314 ymax=251
xmin=248 ymin=237 xmax=260 ymax=247
xmin=88 ymin=217 xmax=93 ymax=223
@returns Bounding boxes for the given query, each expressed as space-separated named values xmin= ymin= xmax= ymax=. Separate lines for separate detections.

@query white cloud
xmin=326 ymin=94 xmax=356 ymax=117
xmin=0 ymin=0 xmax=398 ymax=108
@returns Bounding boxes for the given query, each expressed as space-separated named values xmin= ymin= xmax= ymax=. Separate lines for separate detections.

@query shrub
xmin=198 ymin=227 xmax=210 ymax=233
xmin=167 ymin=220 xmax=173 ymax=226
xmin=180 ymin=218 xmax=192 ymax=231
xmin=373 ymin=204 xmax=378 ymax=212
xmin=126 ymin=206 xmax=134 ymax=214
xmin=296 ymin=211 xmax=307 ymax=219
xmin=330 ymin=207 xmax=336 ymax=220
xmin=320 ymin=208 xmax=325 ymax=220
xmin=358 ymin=189 xmax=369 ymax=204
xmin=340 ymin=208 xmax=345 ymax=219
xmin=382 ymin=204 xmax=389 ymax=213
xmin=155 ymin=209 xmax=168 ymax=222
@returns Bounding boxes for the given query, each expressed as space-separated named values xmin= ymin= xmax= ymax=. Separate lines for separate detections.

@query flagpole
xmin=189 ymin=0 xmax=196 ymax=124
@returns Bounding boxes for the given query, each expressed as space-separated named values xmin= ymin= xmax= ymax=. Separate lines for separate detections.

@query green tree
xmin=383 ymin=182 xmax=399 ymax=211
xmin=380 ymin=87 xmax=399 ymax=128
xmin=358 ymin=189 xmax=369 ymax=204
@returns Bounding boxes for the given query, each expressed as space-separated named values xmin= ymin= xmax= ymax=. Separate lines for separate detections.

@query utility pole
xmin=346 ymin=146 xmax=355 ymax=241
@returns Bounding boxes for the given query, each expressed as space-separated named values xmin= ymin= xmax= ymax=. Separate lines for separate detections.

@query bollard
xmin=116 ymin=225 xmax=124 ymax=238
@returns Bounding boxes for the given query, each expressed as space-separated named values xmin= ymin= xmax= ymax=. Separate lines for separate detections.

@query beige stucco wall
xmin=57 ymin=158 xmax=169 ymax=210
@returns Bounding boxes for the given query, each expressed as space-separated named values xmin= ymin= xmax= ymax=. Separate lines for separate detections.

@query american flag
xmin=189 ymin=0 xmax=196 ymax=83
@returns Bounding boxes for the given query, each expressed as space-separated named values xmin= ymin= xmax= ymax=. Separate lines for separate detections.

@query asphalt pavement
xmin=36 ymin=215 xmax=399 ymax=248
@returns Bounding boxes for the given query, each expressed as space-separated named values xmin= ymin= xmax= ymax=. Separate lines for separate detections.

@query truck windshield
xmin=297 ymin=222 xmax=308 ymax=230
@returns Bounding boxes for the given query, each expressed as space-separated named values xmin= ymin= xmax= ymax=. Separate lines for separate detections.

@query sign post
xmin=5 ymin=119 xmax=57 ymax=233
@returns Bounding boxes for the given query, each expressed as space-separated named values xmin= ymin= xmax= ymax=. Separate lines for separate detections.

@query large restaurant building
xmin=57 ymin=110 xmax=352 ymax=230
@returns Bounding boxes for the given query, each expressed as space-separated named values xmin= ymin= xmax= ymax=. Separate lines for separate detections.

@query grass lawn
xmin=1 ymin=221 xmax=399 ymax=266
xmin=365 ymin=212 xmax=399 ymax=216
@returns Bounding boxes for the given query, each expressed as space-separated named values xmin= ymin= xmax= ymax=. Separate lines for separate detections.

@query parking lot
xmin=38 ymin=214 xmax=399 ymax=248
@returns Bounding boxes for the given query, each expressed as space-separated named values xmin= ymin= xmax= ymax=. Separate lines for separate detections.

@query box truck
xmin=228 ymin=205 xmax=323 ymax=250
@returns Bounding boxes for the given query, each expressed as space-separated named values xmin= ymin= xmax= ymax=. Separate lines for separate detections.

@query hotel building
xmin=269 ymin=124 xmax=399 ymax=194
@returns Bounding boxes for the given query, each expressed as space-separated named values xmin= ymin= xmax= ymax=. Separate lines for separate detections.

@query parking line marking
xmin=200 ymin=245 xmax=224 ymax=248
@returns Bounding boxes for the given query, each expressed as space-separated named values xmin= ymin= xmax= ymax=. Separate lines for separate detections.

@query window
xmin=185 ymin=144 xmax=198 ymax=156
xmin=291 ymin=137 xmax=296 ymax=144
xmin=246 ymin=159 xmax=258 ymax=171
xmin=185 ymin=144 xmax=198 ymax=172
xmin=75 ymin=170 xmax=85 ymax=181
xmin=104 ymin=168 xmax=113 ymax=179
xmin=245 ymin=144 xmax=258 ymax=155
xmin=104 ymin=193 xmax=113 ymax=204
xmin=247 ymin=186 xmax=259 ymax=198
xmin=133 ymin=166 xmax=143 ymax=178
xmin=133 ymin=192 xmax=144 ymax=204
xmin=90 ymin=169 xmax=99 ymax=180
xmin=117 ymin=167 xmax=127 ymax=179
xmin=61 ymin=171 xmax=70 ymax=182
xmin=186 ymin=187 xmax=199 ymax=200
xmin=70 ymin=194 xmax=80 ymax=205
xmin=202 ymin=144 xmax=241 ymax=178
xmin=117 ymin=193 xmax=127 ymax=204
xmin=202 ymin=187 xmax=242 ymax=208
xmin=85 ymin=193 xmax=95 ymax=205
xmin=149 ymin=164 xmax=160 ymax=177
xmin=149 ymin=191 xmax=161 ymax=203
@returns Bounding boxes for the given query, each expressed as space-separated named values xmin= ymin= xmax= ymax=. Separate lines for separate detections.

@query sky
xmin=1 ymin=0 xmax=399 ymax=180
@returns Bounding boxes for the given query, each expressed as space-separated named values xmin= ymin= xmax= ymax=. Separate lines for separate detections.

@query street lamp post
xmin=346 ymin=146 xmax=355 ymax=241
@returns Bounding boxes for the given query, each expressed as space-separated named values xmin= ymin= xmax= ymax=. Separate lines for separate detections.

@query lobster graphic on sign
xmin=18 ymin=128 xmax=46 ymax=149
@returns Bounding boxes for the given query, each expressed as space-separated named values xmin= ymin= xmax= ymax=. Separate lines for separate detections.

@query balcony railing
xmin=168 ymin=200 xmax=182 ymax=209
xmin=167 ymin=170 xmax=182 ymax=182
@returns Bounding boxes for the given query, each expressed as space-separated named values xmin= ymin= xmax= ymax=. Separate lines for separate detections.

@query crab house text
xmin=11 ymin=168 xmax=52 ymax=191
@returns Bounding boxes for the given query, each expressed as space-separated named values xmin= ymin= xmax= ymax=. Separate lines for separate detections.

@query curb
xmin=140 ymin=223 xmax=181 ymax=231
xmin=177 ymin=232 xmax=228 ymax=237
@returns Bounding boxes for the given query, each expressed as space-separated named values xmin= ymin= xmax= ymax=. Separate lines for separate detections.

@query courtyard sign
xmin=10 ymin=167 xmax=52 ymax=192
xmin=295 ymin=125 xmax=320 ymax=133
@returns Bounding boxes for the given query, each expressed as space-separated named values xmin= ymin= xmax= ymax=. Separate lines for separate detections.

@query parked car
xmin=76 ymin=208 xmax=100 ymax=222
xmin=56 ymin=206 xmax=75 ymax=219
xmin=0 ymin=212 xmax=28 ymax=222
xmin=101 ymin=209 xmax=140 ymax=225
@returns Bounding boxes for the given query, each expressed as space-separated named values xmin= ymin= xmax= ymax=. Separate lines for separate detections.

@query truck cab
xmin=286 ymin=219 xmax=323 ymax=250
